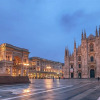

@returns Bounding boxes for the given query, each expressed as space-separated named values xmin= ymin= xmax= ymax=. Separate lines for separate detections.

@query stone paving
xmin=0 ymin=79 xmax=100 ymax=100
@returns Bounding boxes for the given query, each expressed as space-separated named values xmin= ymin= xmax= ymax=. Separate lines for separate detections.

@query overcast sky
xmin=0 ymin=0 xmax=100 ymax=63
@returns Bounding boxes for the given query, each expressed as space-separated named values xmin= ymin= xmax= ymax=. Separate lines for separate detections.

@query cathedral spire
xmin=99 ymin=25 xmax=100 ymax=36
xmin=81 ymin=30 xmax=83 ymax=40
xmin=84 ymin=30 xmax=86 ymax=39
xmin=65 ymin=48 xmax=66 ymax=54
xmin=74 ymin=40 xmax=76 ymax=49
xmin=96 ymin=26 xmax=98 ymax=37
xmin=65 ymin=48 xmax=67 ymax=57
xmin=65 ymin=47 xmax=69 ymax=57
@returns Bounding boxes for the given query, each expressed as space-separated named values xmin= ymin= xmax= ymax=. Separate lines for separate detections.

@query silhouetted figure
xmin=98 ymin=77 xmax=99 ymax=81
xmin=53 ymin=76 xmax=54 ymax=82
xmin=59 ymin=77 xmax=60 ymax=81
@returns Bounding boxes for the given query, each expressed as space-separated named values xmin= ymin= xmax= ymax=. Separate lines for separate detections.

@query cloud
xmin=60 ymin=10 xmax=85 ymax=32
xmin=60 ymin=9 xmax=100 ymax=33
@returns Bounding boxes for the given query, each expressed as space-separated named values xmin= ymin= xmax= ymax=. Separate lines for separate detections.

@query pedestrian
xmin=98 ymin=77 xmax=99 ymax=81
xmin=53 ymin=76 xmax=54 ymax=82
xmin=59 ymin=76 xmax=60 ymax=81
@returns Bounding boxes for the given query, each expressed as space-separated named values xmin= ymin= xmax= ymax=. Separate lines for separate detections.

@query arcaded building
xmin=64 ymin=27 xmax=100 ymax=78
xmin=0 ymin=43 xmax=29 ymax=76
xmin=0 ymin=43 xmax=63 ymax=78
xmin=29 ymin=57 xmax=63 ymax=79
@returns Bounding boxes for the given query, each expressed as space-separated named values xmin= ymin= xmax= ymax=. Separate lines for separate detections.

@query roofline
xmin=0 ymin=43 xmax=30 ymax=53
xmin=29 ymin=57 xmax=63 ymax=64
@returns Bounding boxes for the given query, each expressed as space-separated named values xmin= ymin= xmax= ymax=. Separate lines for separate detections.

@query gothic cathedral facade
xmin=64 ymin=27 xmax=100 ymax=78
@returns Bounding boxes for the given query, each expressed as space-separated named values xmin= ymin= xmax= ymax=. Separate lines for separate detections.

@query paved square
xmin=0 ymin=79 xmax=100 ymax=100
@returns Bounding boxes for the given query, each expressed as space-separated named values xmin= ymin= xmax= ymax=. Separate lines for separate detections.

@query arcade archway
xmin=13 ymin=56 xmax=21 ymax=66
xmin=12 ymin=56 xmax=22 ymax=76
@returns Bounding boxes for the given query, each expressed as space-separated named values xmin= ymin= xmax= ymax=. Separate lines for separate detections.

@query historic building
xmin=29 ymin=57 xmax=63 ymax=79
xmin=64 ymin=27 xmax=100 ymax=78
xmin=0 ymin=43 xmax=63 ymax=78
xmin=0 ymin=43 xmax=30 ymax=76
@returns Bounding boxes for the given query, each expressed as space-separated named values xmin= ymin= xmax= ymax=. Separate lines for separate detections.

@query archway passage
xmin=13 ymin=56 xmax=21 ymax=66
xmin=71 ymin=73 xmax=74 ymax=78
xmin=13 ymin=56 xmax=22 ymax=76
xmin=90 ymin=69 xmax=95 ymax=78
xmin=78 ymin=73 xmax=81 ymax=78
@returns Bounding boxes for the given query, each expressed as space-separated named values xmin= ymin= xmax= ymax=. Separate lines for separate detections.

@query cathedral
xmin=64 ymin=27 xmax=100 ymax=78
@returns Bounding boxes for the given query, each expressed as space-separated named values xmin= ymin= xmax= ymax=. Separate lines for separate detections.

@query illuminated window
xmin=6 ymin=56 xmax=10 ymax=61
xmin=32 ymin=61 xmax=36 ymax=66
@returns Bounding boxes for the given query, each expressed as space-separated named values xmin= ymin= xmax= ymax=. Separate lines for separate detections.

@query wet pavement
xmin=0 ymin=79 xmax=100 ymax=100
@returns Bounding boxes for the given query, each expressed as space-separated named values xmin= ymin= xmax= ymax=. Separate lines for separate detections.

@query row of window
xmin=29 ymin=67 xmax=59 ymax=73
xmin=71 ymin=56 xmax=94 ymax=69
xmin=82 ymin=43 xmax=94 ymax=52
xmin=37 ymin=61 xmax=52 ymax=66
xmin=77 ymin=56 xmax=94 ymax=62
xmin=71 ymin=64 xmax=81 ymax=68
xmin=77 ymin=44 xmax=94 ymax=62
xmin=6 ymin=55 xmax=11 ymax=61
xmin=36 ymin=61 xmax=62 ymax=69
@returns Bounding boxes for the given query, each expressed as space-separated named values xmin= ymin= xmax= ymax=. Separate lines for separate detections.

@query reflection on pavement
xmin=23 ymin=89 xmax=30 ymax=93
xmin=44 ymin=79 xmax=53 ymax=89
xmin=0 ymin=79 xmax=98 ymax=100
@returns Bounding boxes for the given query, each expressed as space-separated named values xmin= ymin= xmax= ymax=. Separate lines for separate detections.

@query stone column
xmin=10 ymin=66 xmax=12 ymax=76
xmin=36 ymin=72 xmax=37 ymax=79
xmin=21 ymin=66 xmax=23 ymax=76
xmin=26 ymin=67 xmax=29 ymax=76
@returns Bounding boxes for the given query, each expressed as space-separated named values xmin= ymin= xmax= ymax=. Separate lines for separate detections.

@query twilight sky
xmin=0 ymin=0 xmax=100 ymax=63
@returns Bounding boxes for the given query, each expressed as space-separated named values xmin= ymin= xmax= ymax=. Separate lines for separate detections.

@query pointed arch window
xmin=78 ymin=56 xmax=81 ymax=61
xmin=90 ymin=56 xmax=94 ymax=62
xmin=79 ymin=64 xmax=81 ymax=68
xmin=71 ymin=65 xmax=73 ymax=68
xmin=90 ymin=44 xmax=94 ymax=52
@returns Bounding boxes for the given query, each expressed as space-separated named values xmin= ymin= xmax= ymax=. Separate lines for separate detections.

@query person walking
xmin=53 ymin=76 xmax=54 ymax=82
xmin=59 ymin=76 xmax=60 ymax=81
xmin=98 ymin=77 xmax=99 ymax=82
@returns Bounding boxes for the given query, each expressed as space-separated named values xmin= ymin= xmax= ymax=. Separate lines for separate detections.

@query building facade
xmin=0 ymin=43 xmax=63 ymax=78
xmin=0 ymin=43 xmax=30 ymax=76
xmin=64 ymin=27 xmax=100 ymax=78
xmin=29 ymin=57 xmax=63 ymax=79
